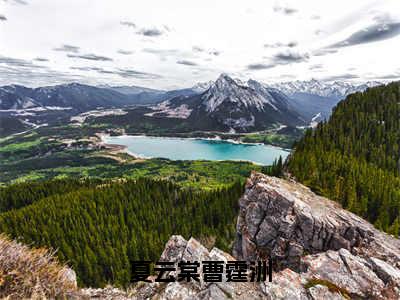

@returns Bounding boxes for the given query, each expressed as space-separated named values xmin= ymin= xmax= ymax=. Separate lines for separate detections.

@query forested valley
xmin=0 ymin=178 xmax=244 ymax=287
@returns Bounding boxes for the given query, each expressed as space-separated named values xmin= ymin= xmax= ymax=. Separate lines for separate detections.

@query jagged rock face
xmin=232 ymin=172 xmax=400 ymax=299
xmin=202 ymin=74 xmax=270 ymax=113
xmin=233 ymin=173 xmax=400 ymax=268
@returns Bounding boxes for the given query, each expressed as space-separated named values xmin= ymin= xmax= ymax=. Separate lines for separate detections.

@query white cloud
xmin=0 ymin=0 xmax=399 ymax=88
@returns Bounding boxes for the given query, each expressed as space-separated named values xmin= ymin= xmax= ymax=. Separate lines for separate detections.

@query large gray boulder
xmin=130 ymin=235 xmax=265 ymax=300
xmin=233 ymin=172 xmax=400 ymax=271
xmin=231 ymin=172 xmax=400 ymax=299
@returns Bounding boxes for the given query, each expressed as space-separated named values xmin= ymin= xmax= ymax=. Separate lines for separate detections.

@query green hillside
xmin=0 ymin=178 xmax=243 ymax=287
xmin=288 ymin=82 xmax=400 ymax=236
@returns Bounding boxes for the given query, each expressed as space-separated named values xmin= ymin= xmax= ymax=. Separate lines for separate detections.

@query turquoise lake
xmin=103 ymin=135 xmax=290 ymax=165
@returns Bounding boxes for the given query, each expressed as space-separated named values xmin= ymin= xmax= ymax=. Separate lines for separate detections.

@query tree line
xmin=288 ymin=82 xmax=400 ymax=236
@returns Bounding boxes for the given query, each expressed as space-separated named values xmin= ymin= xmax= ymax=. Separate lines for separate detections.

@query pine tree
xmin=288 ymin=82 xmax=400 ymax=236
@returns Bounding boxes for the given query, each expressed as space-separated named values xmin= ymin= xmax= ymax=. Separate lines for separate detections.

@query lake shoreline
xmin=99 ymin=132 xmax=292 ymax=150
xmin=98 ymin=133 xmax=290 ymax=165
xmin=97 ymin=127 xmax=297 ymax=150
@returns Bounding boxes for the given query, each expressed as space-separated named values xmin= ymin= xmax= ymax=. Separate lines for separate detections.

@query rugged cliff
xmin=233 ymin=172 xmax=400 ymax=299
xmin=233 ymin=173 xmax=400 ymax=271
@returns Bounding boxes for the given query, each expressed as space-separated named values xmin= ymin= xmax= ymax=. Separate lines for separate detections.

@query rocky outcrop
xmin=232 ymin=172 xmax=400 ymax=299
xmin=131 ymin=235 xmax=265 ymax=299
xmin=233 ymin=173 xmax=400 ymax=268
xmin=129 ymin=233 xmax=400 ymax=299
xmin=78 ymin=286 xmax=133 ymax=300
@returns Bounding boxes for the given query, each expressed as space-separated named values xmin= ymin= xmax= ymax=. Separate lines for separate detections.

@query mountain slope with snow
xmin=100 ymin=83 xmax=211 ymax=105
xmin=0 ymin=85 xmax=41 ymax=110
xmin=0 ymin=83 xmax=157 ymax=112
xmin=269 ymin=79 xmax=382 ymax=100
xmin=147 ymin=74 xmax=305 ymax=132
xmin=268 ymin=79 xmax=383 ymax=122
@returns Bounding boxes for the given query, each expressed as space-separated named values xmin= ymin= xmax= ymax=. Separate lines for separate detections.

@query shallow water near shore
xmin=103 ymin=135 xmax=290 ymax=165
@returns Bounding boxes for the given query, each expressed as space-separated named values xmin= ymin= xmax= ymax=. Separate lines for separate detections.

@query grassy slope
xmin=0 ymin=233 xmax=77 ymax=298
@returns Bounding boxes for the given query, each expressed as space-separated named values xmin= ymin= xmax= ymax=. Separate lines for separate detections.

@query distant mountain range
xmin=0 ymin=82 xmax=209 ymax=111
xmin=0 ymin=83 xmax=132 ymax=111
xmin=0 ymin=75 xmax=383 ymax=134
xmin=143 ymin=75 xmax=383 ymax=131
xmin=97 ymin=84 xmax=165 ymax=95
xmin=268 ymin=79 xmax=382 ymax=121
xmin=268 ymin=79 xmax=381 ymax=100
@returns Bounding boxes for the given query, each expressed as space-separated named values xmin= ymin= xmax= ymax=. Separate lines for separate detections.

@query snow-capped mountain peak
xmin=202 ymin=74 xmax=269 ymax=113
xmin=145 ymin=74 xmax=305 ymax=131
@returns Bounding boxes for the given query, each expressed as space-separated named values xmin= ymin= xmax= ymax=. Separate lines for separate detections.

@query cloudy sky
xmin=1 ymin=0 xmax=400 ymax=89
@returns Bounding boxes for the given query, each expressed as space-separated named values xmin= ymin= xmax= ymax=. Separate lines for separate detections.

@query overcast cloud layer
xmin=0 ymin=0 xmax=399 ymax=88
